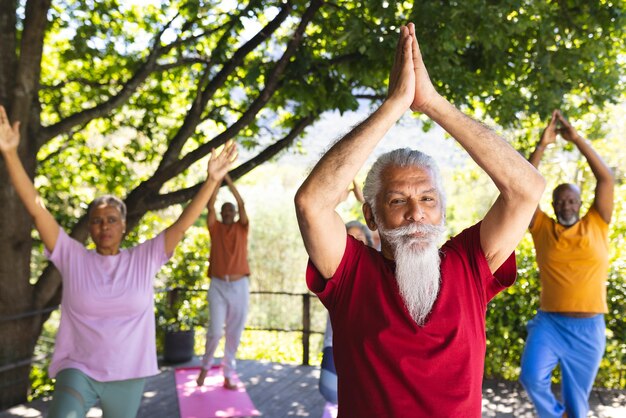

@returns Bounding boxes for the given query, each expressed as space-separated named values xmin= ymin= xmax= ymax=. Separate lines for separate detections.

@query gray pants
xmin=200 ymin=277 xmax=249 ymax=378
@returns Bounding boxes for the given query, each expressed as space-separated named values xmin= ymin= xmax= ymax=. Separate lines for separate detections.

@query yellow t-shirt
xmin=530 ymin=207 xmax=609 ymax=313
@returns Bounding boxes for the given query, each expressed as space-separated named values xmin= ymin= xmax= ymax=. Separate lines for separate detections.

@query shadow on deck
xmin=1 ymin=357 xmax=625 ymax=417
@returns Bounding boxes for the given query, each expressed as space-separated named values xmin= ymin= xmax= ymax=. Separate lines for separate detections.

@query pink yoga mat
xmin=175 ymin=367 xmax=260 ymax=418
xmin=321 ymin=402 xmax=338 ymax=418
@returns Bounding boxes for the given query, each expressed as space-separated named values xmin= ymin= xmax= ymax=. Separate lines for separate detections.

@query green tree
xmin=0 ymin=0 xmax=624 ymax=409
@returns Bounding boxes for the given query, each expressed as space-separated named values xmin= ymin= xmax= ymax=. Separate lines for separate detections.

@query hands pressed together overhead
xmin=553 ymin=111 xmax=581 ymax=143
xmin=386 ymin=23 xmax=439 ymax=114
xmin=540 ymin=110 xmax=581 ymax=147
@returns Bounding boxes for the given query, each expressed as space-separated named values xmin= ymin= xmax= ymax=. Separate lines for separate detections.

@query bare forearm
xmin=296 ymin=99 xmax=405 ymax=209
xmin=424 ymin=95 xmax=543 ymax=196
xmin=2 ymin=149 xmax=59 ymax=249
xmin=573 ymin=136 xmax=614 ymax=183
xmin=4 ymin=150 xmax=49 ymax=220
xmin=528 ymin=143 xmax=547 ymax=168
xmin=179 ymin=180 xmax=217 ymax=230
xmin=165 ymin=178 xmax=219 ymax=252
xmin=352 ymin=180 xmax=365 ymax=203
xmin=573 ymin=135 xmax=614 ymax=222
xmin=223 ymin=176 xmax=248 ymax=224
xmin=422 ymin=97 xmax=544 ymax=271
xmin=227 ymin=183 xmax=245 ymax=207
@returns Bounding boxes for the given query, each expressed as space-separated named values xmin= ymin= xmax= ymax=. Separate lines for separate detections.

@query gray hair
xmin=88 ymin=195 xmax=127 ymax=221
xmin=345 ymin=220 xmax=374 ymax=247
xmin=362 ymin=148 xmax=446 ymax=217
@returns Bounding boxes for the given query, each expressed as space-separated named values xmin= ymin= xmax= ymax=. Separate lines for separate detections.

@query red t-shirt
xmin=307 ymin=222 xmax=516 ymax=418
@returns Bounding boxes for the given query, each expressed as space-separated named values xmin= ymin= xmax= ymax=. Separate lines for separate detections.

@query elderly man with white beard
xmin=294 ymin=22 xmax=545 ymax=418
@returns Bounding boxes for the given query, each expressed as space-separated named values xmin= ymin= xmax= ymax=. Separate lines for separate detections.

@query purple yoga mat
xmin=175 ymin=367 xmax=260 ymax=418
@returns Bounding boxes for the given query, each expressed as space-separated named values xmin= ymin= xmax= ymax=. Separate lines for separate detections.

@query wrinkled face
xmin=88 ymin=204 xmax=126 ymax=255
xmin=362 ymin=165 xmax=447 ymax=326
xmin=347 ymin=226 xmax=368 ymax=245
xmin=364 ymin=165 xmax=443 ymax=256
xmin=552 ymin=186 xmax=582 ymax=227
xmin=221 ymin=203 xmax=236 ymax=225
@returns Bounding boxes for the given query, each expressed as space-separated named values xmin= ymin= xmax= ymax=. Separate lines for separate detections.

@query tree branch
xmin=139 ymin=114 xmax=316 ymax=216
xmin=11 ymin=0 xmax=51 ymax=126
xmin=157 ymin=1 xmax=294 ymax=168
xmin=153 ymin=0 xmax=322 ymax=186
xmin=40 ymin=78 xmax=113 ymax=90
xmin=161 ymin=26 xmax=222 ymax=55
xmin=155 ymin=57 xmax=213 ymax=72
xmin=354 ymin=93 xmax=384 ymax=101
xmin=38 ymin=13 xmax=176 ymax=145
xmin=230 ymin=114 xmax=316 ymax=177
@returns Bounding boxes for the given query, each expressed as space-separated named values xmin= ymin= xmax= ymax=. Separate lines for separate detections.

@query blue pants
xmin=519 ymin=311 xmax=605 ymax=418
xmin=319 ymin=346 xmax=338 ymax=404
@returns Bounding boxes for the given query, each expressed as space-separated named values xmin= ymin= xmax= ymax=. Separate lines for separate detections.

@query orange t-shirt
xmin=208 ymin=221 xmax=250 ymax=278
xmin=530 ymin=207 xmax=609 ymax=313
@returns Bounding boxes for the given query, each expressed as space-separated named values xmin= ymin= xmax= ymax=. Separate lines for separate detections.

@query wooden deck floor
xmin=1 ymin=357 xmax=625 ymax=417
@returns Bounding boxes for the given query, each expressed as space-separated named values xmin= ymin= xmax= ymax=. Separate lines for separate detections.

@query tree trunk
xmin=0 ymin=319 xmax=39 ymax=409
xmin=0 ymin=165 xmax=41 ymax=409
xmin=0 ymin=0 xmax=55 ymax=405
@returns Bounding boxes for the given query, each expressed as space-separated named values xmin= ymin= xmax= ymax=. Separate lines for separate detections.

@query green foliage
xmin=411 ymin=1 xmax=625 ymax=131
xmin=485 ymin=236 xmax=541 ymax=380
xmin=194 ymin=328 xmax=324 ymax=366
xmin=28 ymin=311 xmax=59 ymax=400
xmin=13 ymin=0 xmax=626 ymax=403
xmin=242 ymin=166 xmax=311 ymax=293
xmin=154 ymin=224 xmax=210 ymax=356
xmin=484 ymin=102 xmax=626 ymax=388
xmin=36 ymin=0 xmax=626 ymax=166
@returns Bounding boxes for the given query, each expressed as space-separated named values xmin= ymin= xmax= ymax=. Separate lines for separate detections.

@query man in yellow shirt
xmin=520 ymin=110 xmax=614 ymax=418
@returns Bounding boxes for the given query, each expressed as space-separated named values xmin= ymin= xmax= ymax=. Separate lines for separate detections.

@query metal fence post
xmin=302 ymin=293 xmax=311 ymax=366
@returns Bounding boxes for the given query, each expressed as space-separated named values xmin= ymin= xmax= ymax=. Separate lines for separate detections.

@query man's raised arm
xmin=556 ymin=111 xmax=614 ymax=223
xmin=294 ymin=24 xmax=417 ymax=279
xmin=526 ymin=111 xmax=558 ymax=227
xmin=406 ymin=30 xmax=545 ymax=273
xmin=224 ymin=173 xmax=248 ymax=226
xmin=206 ymin=181 xmax=219 ymax=229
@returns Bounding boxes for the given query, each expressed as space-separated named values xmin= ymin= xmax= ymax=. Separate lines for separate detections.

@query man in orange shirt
xmin=197 ymin=174 xmax=250 ymax=390
xmin=520 ymin=110 xmax=614 ymax=418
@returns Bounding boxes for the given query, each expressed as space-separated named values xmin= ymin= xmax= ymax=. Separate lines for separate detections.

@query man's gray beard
xmin=378 ymin=222 xmax=446 ymax=326
xmin=557 ymin=213 xmax=578 ymax=227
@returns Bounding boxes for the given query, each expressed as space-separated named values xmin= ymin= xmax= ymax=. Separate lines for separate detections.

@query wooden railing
xmin=163 ymin=288 xmax=325 ymax=366
xmin=0 ymin=289 xmax=326 ymax=376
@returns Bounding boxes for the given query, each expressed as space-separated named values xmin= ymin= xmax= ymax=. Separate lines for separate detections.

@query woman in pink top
xmin=0 ymin=105 xmax=237 ymax=418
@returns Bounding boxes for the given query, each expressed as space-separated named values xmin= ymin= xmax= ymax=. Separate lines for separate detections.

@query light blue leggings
xmin=519 ymin=311 xmax=605 ymax=418
xmin=47 ymin=368 xmax=146 ymax=418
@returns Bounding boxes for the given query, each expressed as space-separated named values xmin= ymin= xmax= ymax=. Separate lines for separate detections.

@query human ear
xmin=363 ymin=203 xmax=378 ymax=231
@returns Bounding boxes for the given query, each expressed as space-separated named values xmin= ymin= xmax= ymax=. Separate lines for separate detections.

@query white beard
xmin=557 ymin=213 xmax=578 ymax=227
xmin=378 ymin=222 xmax=446 ymax=326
